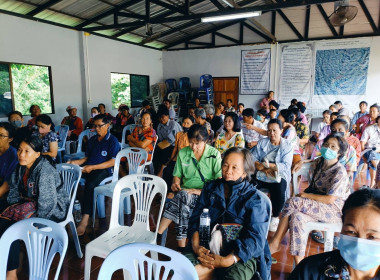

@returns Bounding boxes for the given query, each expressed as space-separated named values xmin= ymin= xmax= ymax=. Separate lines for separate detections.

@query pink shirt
xmin=260 ymin=97 xmax=271 ymax=113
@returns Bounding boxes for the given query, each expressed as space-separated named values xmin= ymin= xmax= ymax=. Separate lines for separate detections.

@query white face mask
xmin=91 ymin=112 xmax=98 ymax=118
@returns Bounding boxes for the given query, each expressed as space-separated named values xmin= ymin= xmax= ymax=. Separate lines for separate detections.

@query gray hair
xmin=203 ymin=104 xmax=215 ymax=115
xmin=195 ymin=108 xmax=206 ymax=119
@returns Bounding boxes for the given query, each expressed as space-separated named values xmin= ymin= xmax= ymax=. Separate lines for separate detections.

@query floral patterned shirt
xmin=215 ymin=132 xmax=245 ymax=155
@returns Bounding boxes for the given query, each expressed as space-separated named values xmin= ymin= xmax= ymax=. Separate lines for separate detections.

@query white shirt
xmin=241 ymin=120 xmax=266 ymax=143
xmin=317 ymin=121 xmax=328 ymax=134
xmin=361 ymin=124 xmax=380 ymax=148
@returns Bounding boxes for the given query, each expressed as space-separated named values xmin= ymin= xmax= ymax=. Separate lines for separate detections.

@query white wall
xmin=162 ymin=44 xmax=277 ymax=109
xmin=0 ymin=13 xmax=163 ymax=124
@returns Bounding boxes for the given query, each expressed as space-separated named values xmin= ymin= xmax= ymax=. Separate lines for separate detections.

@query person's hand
xmin=67 ymin=130 xmax=72 ymax=137
xmin=82 ymin=165 xmax=94 ymax=173
xmin=157 ymin=166 xmax=165 ymax=177
xmin=195 ymin=246 xmax=214 ymax=269
xmin=296 ymin=193 xmax=306 ymax=198
xmin=208 ymin=254 xmax=229 ymax=268
xmin=171 ymin=183 xmax=181 ymax=192
xmin=244 ymin=123 xmax=255 ymax=130
xmin=255 ymin=162 xmax=265 ymax=171
xmin=292 ymin=160 xmax=304 ymax=174
xmin=246 ymin=142 xmax=256 ymax=149
xmin=186 ymin=189 xmax=201 ymax=195
xmin=126 ymin=134 xmax=133 ymax=142
xmin=264 ymin=168 xmax=276 ymax=178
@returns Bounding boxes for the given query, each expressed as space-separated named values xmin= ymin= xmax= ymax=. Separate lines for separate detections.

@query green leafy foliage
xmin=111 ymin=73 xmax=131 ymax=109
xmin=11 ymin=64 xmax=52 ymax=115
xmin=0 ymin=64 xmax=12 ymax=116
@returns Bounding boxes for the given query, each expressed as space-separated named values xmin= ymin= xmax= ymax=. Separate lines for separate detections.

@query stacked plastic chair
xmin=178 ymin=77 xmax=191 ymax=118
xmin=197 ymin=74 xmax=213 ymax=105
xmin=165 ymin=78 xmax=177 ymax=94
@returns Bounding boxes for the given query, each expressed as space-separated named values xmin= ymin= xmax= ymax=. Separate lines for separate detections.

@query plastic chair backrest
xmin=167 ymin=92 xmax=179 ymax=106
xmin=56 ymin=163 xmax=82 ymax=216
xmin=165 ymin=79 xmax=177 ymax=93
xmin=179 ymin=77 xmax=191 ymax=90
xmin=200 ymin=74 xmax=213 ymax=88
xmin=97 ymin=242 xmax=198 ymax=280
xmin=292 ymin=162 xmax=312 ymax=195
xmin=76 ymin=129 xmax=97 ymax=153
xmin=0 ymin=218 xmax=68 ymax=280
xmin=55 ymin=125 xmax=69 ymax=149
xmin=121 ymin=124 xmax=139 ymax=146
xmin=109 ymin=174 xmax=167 ymax=229
xmin=256 ymin=189 xmax=272 ymax=237
xmin=123 ymin=147 xmax=148 ymax=174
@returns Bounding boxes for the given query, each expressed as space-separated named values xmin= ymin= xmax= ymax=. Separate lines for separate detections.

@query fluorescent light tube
xmin=201 ymin=11 xmax=261 ymax=22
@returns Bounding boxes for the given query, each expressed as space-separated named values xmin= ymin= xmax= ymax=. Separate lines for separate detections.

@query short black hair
xmin=142 ymin=100 xmax=150 ymax=107
xmin=227 ymin=99 xmax=233 ymax=103
xmin=91 ymin=107 xmax=99 ymax=112
xmin=291 ymin=99 xmax=298 ymax=104
xmin=141 ymin=111 xmax=152 ymax=120
xmin=268 ymin=118 xmax=283 ymax=130
xmin=29 ymin=104 xmax=40 ymax=114
xmin=93 ymin=114 xmax=112 ymax=124
xmin=238 ymin=103 xmax=244 ymax=107
xmin=163 ymin=98 xmax=172 ymax=104
xmin=242 ymin=108 xmax=254 ymax=118
xmin=322 ymin=110 xmax=332 ymax=115
xmin=22 ymin=135 xmax=43 ymax=153
xmin=224 ymin=112 xmax=241 ymax=132
xmin=269 ymin=100 xmax=280 ymax=109
xmin=187 ymin=124 xmax=209 ymax=142
xmin=360 ymin=101 xmax=368 ymax=107
xmin=223 ymin=147 xmax=256 ymax=181
xmin=217 ymin=102 xmax=225 ymax=107
xmin=370 ymin=103 xmax=380 ymax=111
xmin=182 ymin=115 xmax=194 ymax=123
xmin=120 ymin=105 xmax=129 ymax=111
xmin=296 ymin=102 xmax=306 ymax=113
xmin=279 ymin=109 xmax=295 ymax=123
xmin=0 ymin=122 xmax=15 ymax=139
xmin=323 ymin=133 xmax=348 ymax=160
xmin=257 ymin=109 xmax=268 ymax=118
xmin=268 ymin=91 xmax=274 ymax=97
xmin=342 ymin=188 xmax=380 ymax=223
xmin=36 ymin=114 xmax=54 ymax=131
xmin=98 ymin=103 xmax=106 ymax=108
xmin=331 ymin=118 xmax=349 ymax=132
xmin=8 ymin=111 xmax=23 ymax=121
xmin=158 ymin=106 xmax=170 ymax=117
xmin=334 ymin=101 xmax=342 ymax=105
xmin=331 ymin=112 xmax=340 ymax=118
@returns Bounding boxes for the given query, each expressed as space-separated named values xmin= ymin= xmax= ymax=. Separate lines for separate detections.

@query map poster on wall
xmin=240 ymin=49 xmax=271 ymax=95
xmin=311 ymin=38 xmax=372 ymax=111
xmin=278 ymin=44 xmax=314 ymax=108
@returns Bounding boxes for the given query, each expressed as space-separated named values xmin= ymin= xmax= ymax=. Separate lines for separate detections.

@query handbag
xmin=256 ymin=170 xmax=281 ymax=183
xmin=0 ymin=201 xmax=36 ymax=221
xmin=209 ymin=223 xmax=243 ymax=256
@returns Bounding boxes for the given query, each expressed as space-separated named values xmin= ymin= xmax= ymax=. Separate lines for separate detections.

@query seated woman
xmin=8 ymin=111 xmax=30 ymax=149
xmin=185 ymin=147 xmax=271 ymax=280
xmin=157 ymin=124 xmax=222 ymax=251
xmin=289 ymin=188 xmax=380 ymax=279
xmin=34 ymin=114 xmax=60 ymax=163
xmin=26 ymin=104 xmax=41 ymax=130
xmin=269 ymin=134 xmax=350 ymax=265
xmin=157 ymin=116 xmax=193 ymax=191
xmin=119 ymin=111 xmax=157 ymax=177
xmin=0 ymin=136 xmax=69 ymax=279
xmin=84 ymin=107 xmax=99 ymax=129
xmin=0 ymin=123 xmax=18 ymax=211
xmin=111 ymin=105 xmax=135 ymax=141
xmin=252 ymin=119 xmax=293 ymax=232
xmin=215 ymin=112 xmax=244 ymax=155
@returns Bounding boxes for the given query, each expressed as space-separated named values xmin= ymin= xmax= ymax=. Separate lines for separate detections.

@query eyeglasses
xmin=93 ymin=123 xmax=107 ymax=129
xmin=0 ymin=134 xmax=9 ymax=139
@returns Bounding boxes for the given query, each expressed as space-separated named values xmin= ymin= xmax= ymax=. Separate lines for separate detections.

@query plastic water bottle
xmin=199 ymin=208 xmax=211 ymax=248
xmin=73 ymin=200 xmax=82 ymax=223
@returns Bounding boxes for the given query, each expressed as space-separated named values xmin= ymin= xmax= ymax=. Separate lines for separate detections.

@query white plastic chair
xmin=97 ymin=243 xmax=199 ymax=280
xmin=0 ymin=218 xmax=68 ymax=280
xmin=144 ymin=135 xmax=158 ymax=174
xmin=92 ymin=148 xmax=148 ymax=227
xmin=55 ymin=125 xmax=69 ymax=163
xmin=56 ymin=163 xmax=83 ymax=258
xmin=85 ymin=174 xmax=167 ymax=280
xmin=304 ymin=222 xmax=342 ymax=252
xmin=256 ymin=189 xmax=272 ymax=237
xmin=292 ymin=162 xmax=312 ymax=195
xmin=63 ymin=129 xmax=97 ymax=162
xmin=120 ymin=124 xmax=138 ymax=149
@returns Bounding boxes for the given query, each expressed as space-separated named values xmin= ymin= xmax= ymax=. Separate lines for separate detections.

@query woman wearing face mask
xmin=157 ymin=116 xmax=193 ymax=193
xmin=34 ymin=114 xmax=59 ymax=162
xmin=85 ymin=107 xmax=99 ymax=129
xmin=215 ymin=112 xmax=245 ymax=156
xmin=157 ymin=124 xmax=222 ymax=251
xmin=7 ymin=111 xmax=30 ymax=149
xmin=289 ymin=188 xmax=380 ymax=279
xmin=185 ymin=147 xmax=271 ymax=280
xmin=269 ymin=134 xmax=350 ymax=265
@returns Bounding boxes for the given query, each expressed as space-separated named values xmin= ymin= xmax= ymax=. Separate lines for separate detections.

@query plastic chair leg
xmin=69 ymin=220 xmax=83 ymax=258
xmin=56 ymin=151 xmax=62 ymax=164
xmin=84 ymin=252 xmax=92 ymax=280
xmin=123 ymin=196 xmax=131 ymax=215
xmin=97 ymin=195 xmax=106 ymax=218
xmin=324 ymin=231 xmax=334 ymax=252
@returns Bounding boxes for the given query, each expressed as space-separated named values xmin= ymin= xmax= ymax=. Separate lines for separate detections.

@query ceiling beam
xmin=305 ymin=5 xmax=310 ymax=39
xmin=277 ymin=10 xmax=303 ymax=40
xmin=339 ymin=25 xmax=344 ymax=36
xmin=149 ymin=0 xmax=185 ymax=14
xmin=210 ymin=0 xmax=225 ymax=10
xmin=358 ymin=0 xmax=379 ymax=33
xmin=117 ymin=12 xmax=146 ymax=20
xmin=164 ymin=19 xmax=245 ymax=49
xmin=153 ymin=19 xmax=201 ymax=41
xmin=76 ymin=0 xmax=141 ymax=29
xmin=240 ymin=22 xmax=244 ymax=44
xmin=188 ymin=41 xmax=213 ymax=46
xmin=243 ymin=22 xmax=272 ymax=42
xmin=146 ymin=0 xmax=150 ymax=21
xmin=26 ymin=0 xmax=62 ymax=16
xmin=316 ymin=4 xmax=338 ymax=37
xmin=215 ymin=31 xmax=240 ymax=44
xmin=271 ymin=10 xmax=276 ymax=35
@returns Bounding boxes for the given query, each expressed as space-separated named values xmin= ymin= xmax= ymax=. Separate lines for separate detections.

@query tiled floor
xmin=15 ymin=172 xmax=367 ymax=280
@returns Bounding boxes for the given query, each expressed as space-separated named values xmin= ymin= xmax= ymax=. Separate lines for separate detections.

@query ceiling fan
xmin=329 ymin=0 xmax=358 ymax=26
xmin=141 ymin=23 xmax=162 ymax=44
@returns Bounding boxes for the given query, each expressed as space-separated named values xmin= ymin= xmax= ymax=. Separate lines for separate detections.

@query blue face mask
xmin=255 ymin=115 xmax=262 ymax=121
xmin=11 ymin=120 xmax=23 ymax=128
xmin=338 ymin=234 xmax=380 ymax=271
xmin=320 ymin=147 xmax=338 ymax=160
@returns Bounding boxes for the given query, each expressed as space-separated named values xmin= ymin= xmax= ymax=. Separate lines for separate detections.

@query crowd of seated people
xmin=1 ymin=91 xmax=380 ymax=280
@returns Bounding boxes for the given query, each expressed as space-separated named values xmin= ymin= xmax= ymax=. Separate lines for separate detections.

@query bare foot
xmin=269 ymin=240 xmax=281 ymax=254
xmin=76 ymin=221 xmax=87 ymax=236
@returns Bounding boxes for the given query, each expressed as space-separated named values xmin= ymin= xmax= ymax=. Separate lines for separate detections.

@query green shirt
xmin=173 ymin=145 xmax=222 ymax=189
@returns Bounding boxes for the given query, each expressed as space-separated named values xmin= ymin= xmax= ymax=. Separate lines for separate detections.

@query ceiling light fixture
xmin=201 ymin=11 xmax=262 ymax=23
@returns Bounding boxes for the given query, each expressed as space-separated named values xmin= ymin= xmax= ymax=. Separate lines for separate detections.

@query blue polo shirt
xmin=85 ymin=132 xmax=120 ymax=174
xmin=0 ymin=146 xmax=18 ymax=185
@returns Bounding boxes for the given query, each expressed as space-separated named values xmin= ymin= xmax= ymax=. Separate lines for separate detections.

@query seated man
xmin=67 ymin=114 xmax=120 ymax=235
xmin=163 ymin=98 xmax=176 ymax=120
xmin=153 ymin=107 xmax=183 ymax=174
xmin=61 ymin=105 xmax=83 ymax=141
xmin=8 ymin=111 xmax=30 ymax=149
xmin=241 ymin=108 xmax=266 ymax=149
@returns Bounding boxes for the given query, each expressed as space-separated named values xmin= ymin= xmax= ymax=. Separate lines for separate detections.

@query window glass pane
xmin=130 ymin=75 xmax=149 ymax=108
xmin=0 ymin=64 xmax=12 ymax=116
xmin=111 ymin=72 xmax=131 ymax=109
xmin=11 ymin=64 xmax=53 ymax=115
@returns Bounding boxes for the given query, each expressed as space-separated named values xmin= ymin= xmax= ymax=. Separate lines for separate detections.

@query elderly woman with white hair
xmin=204 ymin=104 xmax=224 ymax=136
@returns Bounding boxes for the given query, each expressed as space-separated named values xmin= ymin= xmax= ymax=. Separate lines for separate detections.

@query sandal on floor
xmin=311 ymin=231 xmax=325 ymax=244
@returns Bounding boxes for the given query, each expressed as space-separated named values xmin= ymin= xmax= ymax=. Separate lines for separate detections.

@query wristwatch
xmin=232 ymin=255 xmax=238 ymax=264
